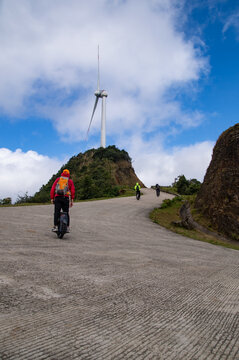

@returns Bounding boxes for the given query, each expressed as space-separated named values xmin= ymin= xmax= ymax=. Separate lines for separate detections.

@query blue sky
xmin=0 ymin=0 xmax=238 ymax=201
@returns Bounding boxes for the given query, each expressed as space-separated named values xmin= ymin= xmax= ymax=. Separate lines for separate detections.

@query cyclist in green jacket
xmin=134 ymin=182 xmax=141 ymax=192
xmin=134 ymin=182 xmax=141 ymax=200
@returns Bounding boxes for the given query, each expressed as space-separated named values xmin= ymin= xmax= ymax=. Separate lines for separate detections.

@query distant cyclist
xmin=155 ymin=184 xmax=160 ymax=197
xmin=50 ymin=169 xmax=75 ymax=233
xmin=134 ymin=182 xmax=141 ymax=200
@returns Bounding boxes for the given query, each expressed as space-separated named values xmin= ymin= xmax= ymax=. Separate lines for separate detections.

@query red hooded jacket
xmin=50 ymin=172 xmax=75 ymax=200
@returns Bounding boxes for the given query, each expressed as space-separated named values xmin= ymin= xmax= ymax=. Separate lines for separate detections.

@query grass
xmin=150 ymin=196 xmax=239 ymax=251
xmin=160 ymin=186 xmax=178 ymax=195
xmin=0 ymin=189 xmax=136 ymax=207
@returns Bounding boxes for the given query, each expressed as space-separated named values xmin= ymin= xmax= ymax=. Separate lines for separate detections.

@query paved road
xmin=0 ymin=189 xmax=238 ymax=360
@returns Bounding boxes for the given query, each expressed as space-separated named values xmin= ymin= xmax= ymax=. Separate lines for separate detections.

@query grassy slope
xmin=150 ymin=195 xmax=239 ymax=251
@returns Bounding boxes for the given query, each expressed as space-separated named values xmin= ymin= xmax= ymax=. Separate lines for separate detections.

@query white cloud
xmin=223 ymin=11 xmax=239 ymax=38
xmin=0 ymin=148 xmax=62 ymax=202
xmin=0 ymin=0 xmax=208 ymax=137
xmin=123 ymin=136 xmax=214 ymax=187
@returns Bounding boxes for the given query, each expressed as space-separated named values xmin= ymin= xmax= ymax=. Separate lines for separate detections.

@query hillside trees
xmin=173 ymin=175 xmax=201 ymax=195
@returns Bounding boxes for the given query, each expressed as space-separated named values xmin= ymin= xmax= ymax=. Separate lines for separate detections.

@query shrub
xmin=0 ymin=197 xmax=12 ymax=205
xmin=173 ymin=175 xmax=201 ymax=195
xmin=160 ymin=197 xmax=183 ymax=209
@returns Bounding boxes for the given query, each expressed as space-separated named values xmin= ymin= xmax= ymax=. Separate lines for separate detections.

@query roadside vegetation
xmin=0 ymin=187 xmax=136 ymax=207
xmin=159 ymin=174 xmax=201 ymax=195
xmin=150 ymin=176 xmax=239 ymax=251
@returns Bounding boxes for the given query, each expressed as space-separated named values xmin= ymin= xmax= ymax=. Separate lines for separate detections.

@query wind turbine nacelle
xmin=94 ymin=90 xmax=108 ymax=97
xmin=94 ymin=90 xmax=101 ymax=96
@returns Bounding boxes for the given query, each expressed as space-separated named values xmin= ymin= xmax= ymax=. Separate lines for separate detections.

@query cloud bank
xmin=123 ymin=137 xmax=214 ymax=187
xmin=0 ymin=149 xmax=62 ymax=202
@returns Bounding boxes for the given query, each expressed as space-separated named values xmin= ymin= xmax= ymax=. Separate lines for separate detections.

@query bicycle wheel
xmin=57 ymin=212 xmax=68 ymax=239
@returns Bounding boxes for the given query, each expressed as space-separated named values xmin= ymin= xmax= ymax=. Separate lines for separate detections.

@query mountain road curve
xmin=0 ymin=188 xmax=238 ymax=360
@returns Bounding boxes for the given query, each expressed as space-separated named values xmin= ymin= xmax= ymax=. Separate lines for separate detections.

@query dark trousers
xmin=54 ymin=196 xmax=70 ymax=226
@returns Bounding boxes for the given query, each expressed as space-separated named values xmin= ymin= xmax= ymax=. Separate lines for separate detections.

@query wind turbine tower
xmin=87 ymin=47 xmax=108 ymax=148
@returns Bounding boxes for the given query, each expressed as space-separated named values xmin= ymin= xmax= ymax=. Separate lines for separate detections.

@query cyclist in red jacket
xmin=50 ymin=169 xmax=75 ymax=233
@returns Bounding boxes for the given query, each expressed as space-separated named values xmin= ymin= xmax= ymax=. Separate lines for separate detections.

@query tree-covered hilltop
xmin=23 ymin=146 xmax=144 ymax=203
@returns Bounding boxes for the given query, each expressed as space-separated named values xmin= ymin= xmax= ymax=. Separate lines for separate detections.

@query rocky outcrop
xmin=195 ymin=124 xmax=239 ymax=241
xmin=177 ymin=201 xmax=196 ymax=230
xmin=113 ymin=160 xmax=144 ymax=187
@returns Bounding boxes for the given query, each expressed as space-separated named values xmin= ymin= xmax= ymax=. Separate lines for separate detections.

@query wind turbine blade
xmin=86 ymin=96 xmax=99 ymax=139
xmin=97 ymin=45 xmax=100 ymax=91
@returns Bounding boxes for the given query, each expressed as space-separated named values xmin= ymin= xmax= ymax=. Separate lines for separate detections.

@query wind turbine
xmin=87 ymin=46 xmax=108 ymax=148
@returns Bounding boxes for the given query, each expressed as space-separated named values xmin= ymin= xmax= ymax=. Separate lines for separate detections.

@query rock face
xmin=195 ymin=124 xmax=239 ymax=241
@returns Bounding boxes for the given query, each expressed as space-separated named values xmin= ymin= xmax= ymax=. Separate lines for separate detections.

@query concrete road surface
xmin=0 ymin=189 xmax=238 ymax=360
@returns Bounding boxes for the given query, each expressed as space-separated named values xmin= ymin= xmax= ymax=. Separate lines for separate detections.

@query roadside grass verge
xmin=160 ymin=186 xmax=178 ymax=195
xmin=0 ymin=189 xmax=136 ymax=207
xmin=150 ymin=196 xmax=239 ymax=251
xmin=152 ymin=185 xmax=178 ymax=196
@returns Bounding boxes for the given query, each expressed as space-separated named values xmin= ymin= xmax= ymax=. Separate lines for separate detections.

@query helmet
xmin=63 ymin=169 xmax=70 ymax=175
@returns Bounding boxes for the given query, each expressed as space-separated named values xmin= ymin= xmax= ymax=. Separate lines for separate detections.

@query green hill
xmin=29 ymin=146 xmax=145 ymax=203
